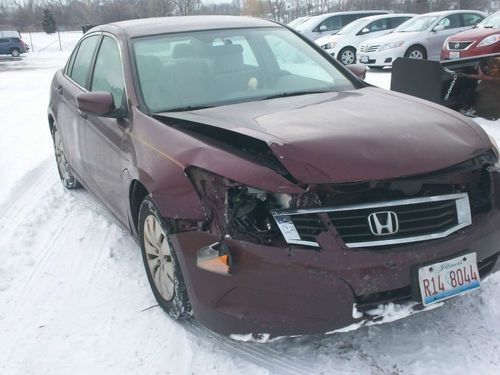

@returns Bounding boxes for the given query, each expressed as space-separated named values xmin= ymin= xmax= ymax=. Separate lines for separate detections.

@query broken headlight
xmin=187 ymin=167 xmax=292 ymax=245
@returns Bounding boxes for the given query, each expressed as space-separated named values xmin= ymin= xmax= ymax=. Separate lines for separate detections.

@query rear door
xmin=80 ymin=34 xmax=129 ymax=222
xmin=428 ymin=14 xmax=463 ymax=60
xmin=56 ymin=34 xmax=101 ymax=178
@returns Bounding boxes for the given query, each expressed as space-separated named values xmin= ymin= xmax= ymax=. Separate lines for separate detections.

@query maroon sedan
xmin=48 ymin=16 xmax=500 ymax=338
xmin=442 ymin=11 xmax=500 ymax=60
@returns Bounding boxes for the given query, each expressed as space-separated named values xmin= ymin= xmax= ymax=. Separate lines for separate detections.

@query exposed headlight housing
xmin=477 ymin=34 xmax=500 ymax=47
xmin=187 ymin=167 xmax=292 ymax=246
xmin=379 ymin=41 xmax=405 ymax=51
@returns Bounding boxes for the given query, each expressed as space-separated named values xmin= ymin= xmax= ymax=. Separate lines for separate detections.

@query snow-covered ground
xmin=0 ymin=32 xmax=499 ymax=375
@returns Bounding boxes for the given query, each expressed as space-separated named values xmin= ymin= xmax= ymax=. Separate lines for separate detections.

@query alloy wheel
xmin=143 ymin=214 xmax=175 ymax=301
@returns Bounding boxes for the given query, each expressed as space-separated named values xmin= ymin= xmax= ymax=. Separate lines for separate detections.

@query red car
xmin=442 ymin=11 xmax=500 ymax=59
xmin=48 ymin=16 xmax=500 ymax=338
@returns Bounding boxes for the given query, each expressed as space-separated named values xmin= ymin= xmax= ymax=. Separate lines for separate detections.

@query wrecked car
xmin=48 ymin=16 xmax=500 ymax=338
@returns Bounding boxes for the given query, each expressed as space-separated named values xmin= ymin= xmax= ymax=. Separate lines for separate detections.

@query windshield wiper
xmin=262 ymin=90 xmax=333 ymax=100
xmin=160 ymin=105 xmax=214 ymax=112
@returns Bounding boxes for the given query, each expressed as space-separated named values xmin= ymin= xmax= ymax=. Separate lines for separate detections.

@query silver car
xmin=358 ymin=10 xmax=486 ymax=69
xmin=294 ymin=10 xmax=389 ymax=41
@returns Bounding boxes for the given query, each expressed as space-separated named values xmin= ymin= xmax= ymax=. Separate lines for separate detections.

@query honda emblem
xmin=368 ymin=211 xmax=399 ymax=236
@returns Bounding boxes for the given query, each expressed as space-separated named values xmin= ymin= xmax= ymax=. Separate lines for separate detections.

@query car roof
xmin=92 ymin=16 xmax=279 ymax=38
xmin=308 ymin=10 xmax=389 ymax=22
xmin=356 ymin=13 xmax=416 ymax=22
xmin=415 ymin=10 xmax=486 ymax=17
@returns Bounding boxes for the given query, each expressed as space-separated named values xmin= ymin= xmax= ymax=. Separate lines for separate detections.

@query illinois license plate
xmin=360 ymin=55 xmax=369 ymax=63
xmin=449 ymin=51 xmax=460 ymax=59
xmin=418 ymin=253 xmax=480 ymax=306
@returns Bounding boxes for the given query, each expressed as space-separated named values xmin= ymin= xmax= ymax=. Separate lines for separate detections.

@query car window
xmin=390 ymin=17 xmax=412 ymax=28
xmin=437 ymin=14 xmax=461 ymax=30
xmin=462 ymin=13 xmax=483 ymax=27
xmin=70 ymin=35 xmax=100 ymax=88
xmin=133 ymin=28 xmax=354 ymax=113
xmin=367 ymin=19 xmax=389 ymax=32
xmin=65 ymin=45 xmax=80 ymax=75
xmin=91 ymin=36 xmax=125 ymax=109
xmin=341 ymin=14 xmax=359 ymax=26
xmin=317 ymin=16 xmax=341 ymax=32
xmin=0 ymin=38 xmax=9 ymax=43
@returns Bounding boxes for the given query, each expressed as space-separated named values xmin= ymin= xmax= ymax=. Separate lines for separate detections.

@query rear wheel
xmin=10 ymin=48 xmax=20 ymax=57
xmin=139 ymin=196 xmax=191 ymax=320
xmin=53 ymin=128 xmax=80 ymax=189
xmin=404 ymin=46 xmax=427 ymax=60
xmin=338 ymin=47 xmax=356 ymax=65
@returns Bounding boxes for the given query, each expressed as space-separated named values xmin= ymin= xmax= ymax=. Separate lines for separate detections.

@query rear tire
xmin=139 ymin=196 xmax=192 ymax=320
xmin=10 ymin=48 xmax=20 ymax=57
xmin=404 ymin=46 xmax=427 ymax=60
xmin=52 ymin=128 xmax=81 ymax=189
xmin=338 ymin=47 xmax=356 ymax=65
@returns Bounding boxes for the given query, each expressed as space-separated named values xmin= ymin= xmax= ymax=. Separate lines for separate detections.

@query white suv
xmin=358 ymin=10 xmax=486 ymax=69
xmin=315 ymin=14 xmax=415 ymax=65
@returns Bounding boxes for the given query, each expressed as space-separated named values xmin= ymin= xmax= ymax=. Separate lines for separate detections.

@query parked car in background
xmin=287 ymin=16 xmax=310 ymax=29
xmin=315 ymin=13 xmax=415 ymax=65
xmin=442 ymin=11 xmax=500 ymax=60
xmin=294 ymin=10 xmax=389 ymax=41
xmin=0 ymin=37 xmax=28 ymax=57
xmin=358 ymin=10 xmax=486 ymax=69
xmin=48 ymin=16 xmax=500 ymax=338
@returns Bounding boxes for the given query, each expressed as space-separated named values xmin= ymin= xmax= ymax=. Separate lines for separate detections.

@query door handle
xmin=56 ymin=85 xmax=63 ymax=95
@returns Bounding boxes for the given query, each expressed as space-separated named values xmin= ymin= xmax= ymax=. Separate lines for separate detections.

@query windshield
xmin=296 ymin=16 xmax=324 ymax=31
xmin=477 ymin=12 xmax=500 ymax=28
xmin=288 ymin=17 xmax=309 ymax=29
xmin=395 ymin=15 xmax=438 ymax=32
xmin=132 ymin=27 xmax=354 ymax=113
xmin=336 ymin=18 xmax=368 ymax=35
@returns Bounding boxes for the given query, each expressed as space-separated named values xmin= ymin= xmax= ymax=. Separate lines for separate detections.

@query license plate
xmin=449 ymin=51 xmax=460 ymax=59
xmin=360 ymin=55 xmax=368 ymax=63
xmin=418 ymin=253 xmax=480 ymax=306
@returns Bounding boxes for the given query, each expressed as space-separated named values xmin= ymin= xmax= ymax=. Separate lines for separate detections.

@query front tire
xmin=52 ymin=128 xmax=80 ymax=189
xmin=10 ymin=48 xmax=20 ymax=57
xmin=338 ymin=47 xmax=356 ymax=65
xmin=139 ymin=196 xmax=191 ymax=320
xmin=404 ymin=46 xmax=427 ymax=60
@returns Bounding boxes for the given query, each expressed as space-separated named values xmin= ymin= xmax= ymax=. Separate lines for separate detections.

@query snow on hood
xmin=158 ymin=87 xmax=491 ymax=184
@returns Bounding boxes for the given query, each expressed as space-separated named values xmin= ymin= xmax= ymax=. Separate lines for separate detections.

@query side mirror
xmin=76 ymin=91 xmax=120 ymax=118
xmin=319 ymin=25 xmax=327 ymax=32
xmin=433 ymin=24 xmax=445 ymax=32
xmin=360 ymin=28 xmax=370 ymax=34
xmin=346 ymin=64 xmax=367 ymax=80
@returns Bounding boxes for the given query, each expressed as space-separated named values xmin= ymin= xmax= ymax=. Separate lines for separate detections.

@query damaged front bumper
xmin=171 ymin=165 xmax=500 ymax=338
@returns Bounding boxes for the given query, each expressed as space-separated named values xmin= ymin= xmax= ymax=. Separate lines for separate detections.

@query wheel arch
xmin=129 ymin=179 xmax=150 ymax=234
xmin=405 ymin=44 xmax=428 ymax=59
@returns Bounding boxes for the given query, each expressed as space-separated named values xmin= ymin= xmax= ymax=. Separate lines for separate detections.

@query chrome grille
xmin=272 ymin=193 xmax=471 ymax=248
xmin=359 ymin=44 xmax=380 ymax=53
xmin=448 ymin=41 xmax=473 ymax=50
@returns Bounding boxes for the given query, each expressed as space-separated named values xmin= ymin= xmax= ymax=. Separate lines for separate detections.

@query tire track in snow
xmin=185 ymin=322 xmax=315 ymax=375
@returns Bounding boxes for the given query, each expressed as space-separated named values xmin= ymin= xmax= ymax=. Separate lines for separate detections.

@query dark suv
xmin=0 ymin=37 xmax=28 ymax=57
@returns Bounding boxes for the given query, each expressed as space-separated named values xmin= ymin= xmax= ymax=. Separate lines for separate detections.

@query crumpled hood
xmin=158 ymin=87 xmax=491 ymax=184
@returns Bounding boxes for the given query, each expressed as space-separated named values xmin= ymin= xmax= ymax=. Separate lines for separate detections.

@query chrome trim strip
xmin=272 ymin=193 xmax=471 ymax=248
xmin=271 ymin=193 xmax=467 ymax=216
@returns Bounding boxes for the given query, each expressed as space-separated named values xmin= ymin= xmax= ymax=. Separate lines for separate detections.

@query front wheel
xmin=10 ymin=48 xmax=20 ymax=57
xmin=338 ymin=47 xmax=356 ymax=65
xmin=53 ymin=128 xmax=80 ymax=189
xmin=404 ymin=46 xmax=427 ymax=60
xmin=139 ymin=196 xmax=192 ymax=320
